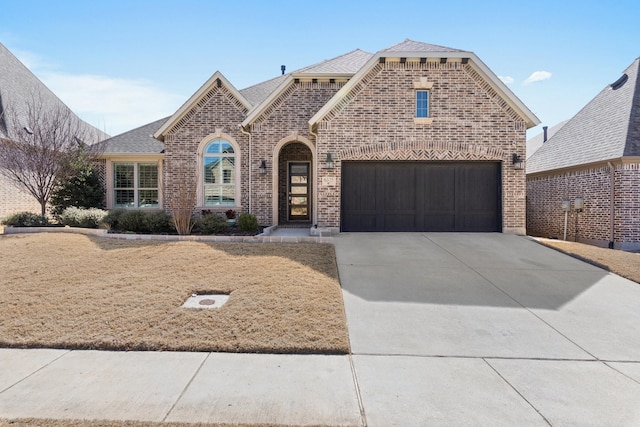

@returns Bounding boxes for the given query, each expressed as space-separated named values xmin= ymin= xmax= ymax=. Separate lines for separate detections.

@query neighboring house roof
xmin=0 ymin=43 xmax=107 ymax=141
xmin=528 ymin=57 xmax=640 ymax=174
xmin=96 ymin=117 xmax=167 ymax=155
xmin=526 ymin=120 xmax=568 ymax=159
xmin=309 ymin=39 xmax=540 ymax=129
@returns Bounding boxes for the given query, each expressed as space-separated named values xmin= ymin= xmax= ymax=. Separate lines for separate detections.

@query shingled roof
xmin=96 ymin=117 xmax=167 ymax=154
xmin=528 ymin=57 xmax=640 ymax=174
xmin=381 ymin=39 xmax=463 ymax=53
xmin=526 ymin=120 xmax=568 ymax=159
xmin=0 ymin=43 xmax=107 ymax=141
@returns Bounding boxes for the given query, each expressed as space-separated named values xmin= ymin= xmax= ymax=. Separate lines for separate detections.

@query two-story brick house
xmin=101 ymin=39 xmax=539 ymax=233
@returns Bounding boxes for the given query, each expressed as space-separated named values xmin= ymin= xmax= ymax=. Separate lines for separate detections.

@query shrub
xmin=237 ymin=213 xmax=259 ymax=232
xmin=145 ymin=211 xmax=175 ymax=234
xmin=58 ymin=207 xmax=107 ymax=228
xmin=102 ymin=209 xmax=126 ymax=231
xmin=117 ymin=210 xmax=149 ymax=233
xmin=51 ymin=164 xmax=105 ymax=216
xmin=2 ymin=212 xmax=49 ymax=227
xmin=197 ymin=213 xmax=228 ymax=234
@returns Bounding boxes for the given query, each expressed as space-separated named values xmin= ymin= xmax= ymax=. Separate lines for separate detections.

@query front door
xmin=288 ymin=162 xmax=310 ymax=221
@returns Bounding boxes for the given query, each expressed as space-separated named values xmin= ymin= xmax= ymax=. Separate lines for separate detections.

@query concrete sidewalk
xmin=0 ymin=350 xmax=363 ymax=425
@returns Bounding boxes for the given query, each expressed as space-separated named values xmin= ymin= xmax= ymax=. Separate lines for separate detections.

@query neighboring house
xmin=99 ymin=39 xmax=539 ymax=233
xmin=527 ymin=57 xmax=640 ymax=250
xmin=526 ymin=120 xmax=567 ymax=159
xmin=0 ymin=43 xmax=107 ymax=218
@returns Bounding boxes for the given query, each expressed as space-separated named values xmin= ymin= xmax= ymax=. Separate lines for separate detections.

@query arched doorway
xmin=276 ymin=141 xmax=314 ymax=225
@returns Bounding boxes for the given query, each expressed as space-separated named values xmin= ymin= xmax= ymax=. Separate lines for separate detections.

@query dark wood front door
xmin=341 ymin=161 xmax=501 ymax=232
xmin=288 ymin=162 xmax=310 ymax=221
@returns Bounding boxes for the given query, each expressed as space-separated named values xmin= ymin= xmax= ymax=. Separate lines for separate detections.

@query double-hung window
xmin=113 ymin=162 xmax=159 ymax=208
xmin=203 ymin=139 xmax=235 ymax=206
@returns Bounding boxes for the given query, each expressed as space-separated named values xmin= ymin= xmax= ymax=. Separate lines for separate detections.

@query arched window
xmin=203 ymin=139 xmax=235 ymax=206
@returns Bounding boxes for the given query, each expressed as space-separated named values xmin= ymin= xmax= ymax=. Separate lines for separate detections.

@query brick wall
xmin=527 ymin=162 xmax=640 ymax=250
xmin=315 ymin=60 xmax=527 ymax=232
xmin=0 ymin=174 xmax=41 ymax=218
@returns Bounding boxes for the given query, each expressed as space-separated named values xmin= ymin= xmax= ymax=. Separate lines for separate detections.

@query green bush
xmin=237 ymin=213 xmax=258 ymax=232
xmin=117 ymin=210 xmax=150 ymax=233
xmin=58 ymin=207 xmax=107 ymax=228
xmin=102 ymin=209 xmax=126 ymax=231
xmin=145 ymin=211 xmax=175 ymax=234
xmin=197 ymin=213 xmax=228 ymax=234
xmin=2 ymin=212 xmax=49 ymax=227
xmin=51 ymin=164 xmax=105 ymax=216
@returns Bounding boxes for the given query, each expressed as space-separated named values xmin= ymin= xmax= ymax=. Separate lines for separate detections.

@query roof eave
xmin=99 ymin=152 xmax=165 ymax=159
xmin=309 ymin=51 xmax=541 ymax=130
xmin=241 ymin=75 xmax=294 ymax=128
xmin=154 ymin=71 xmax=252 ymax=139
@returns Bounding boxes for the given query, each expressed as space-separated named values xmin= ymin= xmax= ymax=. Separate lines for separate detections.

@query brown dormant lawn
xmin=536 ymin=238 xmax=640 ymax=284
xmin=0 ymin=233 xmax=349 ymax=354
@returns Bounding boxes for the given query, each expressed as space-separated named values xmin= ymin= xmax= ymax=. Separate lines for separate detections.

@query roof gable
xmin=154 ymin=71 xmax=251 ymax=139
xmin=241 ymin=49 xmax=372 ymax=128
xmin=309 ymin=39 xmax=540 ymax=129
xmin=528 ymin=58 xmax=640 ymax=174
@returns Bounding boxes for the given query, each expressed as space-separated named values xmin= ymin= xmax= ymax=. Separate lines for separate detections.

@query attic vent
xmin=610 ymin=74 xmax=628 ymax=90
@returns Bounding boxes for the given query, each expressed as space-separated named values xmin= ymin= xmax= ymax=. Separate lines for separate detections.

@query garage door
xmin=341 ymin=161 xmax=501 ymax=232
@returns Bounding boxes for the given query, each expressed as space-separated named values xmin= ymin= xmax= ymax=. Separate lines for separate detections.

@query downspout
xmin=607 ymin=161 xmax=615 ymax=248
xmin=240 ymin=125 xmax=252 ymax=213
xmin=309 ymin=126 xmax=319 ymax=227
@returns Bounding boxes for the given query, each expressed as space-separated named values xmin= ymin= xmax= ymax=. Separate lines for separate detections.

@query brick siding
xmin=527 ymin=162 xmax=640 ymax=250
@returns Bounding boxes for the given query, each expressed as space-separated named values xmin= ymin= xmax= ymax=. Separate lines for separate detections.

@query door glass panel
xmin=290 ymin=164 xmax=308 ymax=174
xmin=291 ymin=176 xmax=308 ymax=184
xmin=291 ymin=197 xmax=307 ymax=205
xmin=291 ymin=207 xmax=307 ymax=216
xmin=291 ymin=186 xmax=307 ymax=195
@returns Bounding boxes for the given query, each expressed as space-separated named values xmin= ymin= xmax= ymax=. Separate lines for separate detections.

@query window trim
xmin=107 ymin=158 xmax=162 ymax=209
xmin=413 ymin=79 xmax=434 ymax=125
xmin=196 ymin=132 xmax=241 ymax=209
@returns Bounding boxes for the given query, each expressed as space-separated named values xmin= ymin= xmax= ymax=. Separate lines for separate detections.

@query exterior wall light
xmin=512 ymin=153 xmax=523 ymax=170
xmin=325 ymin=153 xmax=335 ymax=169
xmin=259 ymin=160 xmax=267 ymax=175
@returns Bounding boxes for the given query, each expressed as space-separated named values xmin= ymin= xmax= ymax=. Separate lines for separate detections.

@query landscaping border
xmin=1 ymin=226 xmax=333 ymax=244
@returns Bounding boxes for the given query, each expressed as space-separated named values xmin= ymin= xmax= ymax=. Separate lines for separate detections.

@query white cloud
xmin=524 ymin=71 xmax=552 ymax=85
xmin=39 ymin=73 xmax=184 ymax=136
xmin=498 ymin=75 xmax=514 ymax=84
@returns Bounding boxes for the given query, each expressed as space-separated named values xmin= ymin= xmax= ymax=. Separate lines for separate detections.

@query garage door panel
xmin=342 ymin=161 xmax=501 ymax=232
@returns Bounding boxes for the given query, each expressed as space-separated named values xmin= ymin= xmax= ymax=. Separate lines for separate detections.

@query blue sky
xmin=1 ymin=0 xmax=639 ymax=138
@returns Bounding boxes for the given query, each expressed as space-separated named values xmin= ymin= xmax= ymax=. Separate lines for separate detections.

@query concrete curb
xmin=1 ymin=226 xmax=334 ymax=244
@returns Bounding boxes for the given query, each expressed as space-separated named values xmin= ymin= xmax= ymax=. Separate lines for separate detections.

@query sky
xmin=1 ymin=0 xmax=639 ymax=139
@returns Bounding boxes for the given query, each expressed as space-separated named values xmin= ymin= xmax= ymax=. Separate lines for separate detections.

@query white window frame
xmin=196 ymin=133 xmax=241 ymax=209
xmin=107 ymin=159 xmax=162 ymax=209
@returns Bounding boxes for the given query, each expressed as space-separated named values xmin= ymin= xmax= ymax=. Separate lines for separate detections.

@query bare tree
xmin=0 ymin=91 xmax=101 ymax=216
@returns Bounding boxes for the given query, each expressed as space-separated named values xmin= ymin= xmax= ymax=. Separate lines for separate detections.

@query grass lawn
xmin=0 ymin=233 xmax=349 ymax=354
xmin=536 ymin=238 xmax=640 ymax=284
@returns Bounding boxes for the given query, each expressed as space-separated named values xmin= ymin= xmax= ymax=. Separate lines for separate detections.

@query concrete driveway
xmin=334 ymin=233 xmax=640 ymax=426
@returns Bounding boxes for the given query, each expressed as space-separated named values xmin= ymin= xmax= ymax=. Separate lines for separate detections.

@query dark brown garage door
xmin=341 ymin=161 xmax=501 ymax=232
